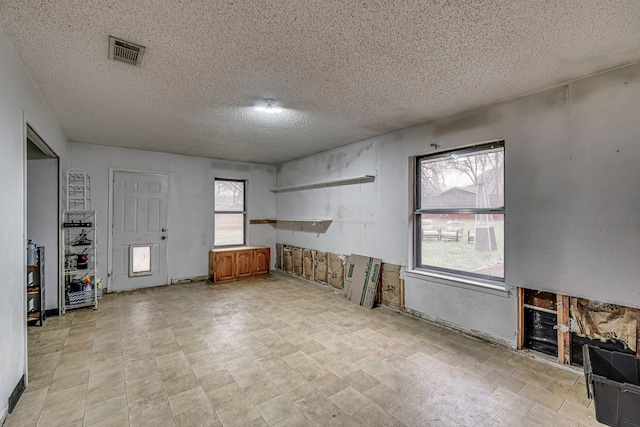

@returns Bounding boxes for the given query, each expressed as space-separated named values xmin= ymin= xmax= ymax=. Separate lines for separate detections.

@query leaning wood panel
xmin=557 ymin=294 xmax=571 ymax=364
xmin=517 ymin=288 xmax=525 ymax=350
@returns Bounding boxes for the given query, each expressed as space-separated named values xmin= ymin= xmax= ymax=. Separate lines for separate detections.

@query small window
xmin=214 ymin=179 xmax=246 ymax=247
xmin=415 ymin=141 xmax=504 ymax=281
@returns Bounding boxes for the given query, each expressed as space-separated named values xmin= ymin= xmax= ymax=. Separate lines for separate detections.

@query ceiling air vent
xmin=109 ymin=36 xmax=145 ymax=66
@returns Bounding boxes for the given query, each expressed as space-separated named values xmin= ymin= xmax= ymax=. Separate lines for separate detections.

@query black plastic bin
xmin=583 ymin=344 xmax=640 ymax=426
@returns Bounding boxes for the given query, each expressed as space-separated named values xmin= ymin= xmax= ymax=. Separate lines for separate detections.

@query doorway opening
xmin=26 ymin=125 xmax=59 ymax=319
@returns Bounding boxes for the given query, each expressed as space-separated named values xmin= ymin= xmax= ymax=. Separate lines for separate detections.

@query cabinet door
xmin=236 ymin=250 xmax=254 ymax=279
xmin=254 ymin=248 xmax=270 ymax=276
xmin=214 ymin=252 xmax=236 ymax=283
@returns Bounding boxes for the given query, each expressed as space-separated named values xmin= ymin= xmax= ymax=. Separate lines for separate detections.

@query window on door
xmin=415 ymin=141 xmax=505 ymax=281
xmin=214 ymin=179 xmax=246 ymax=247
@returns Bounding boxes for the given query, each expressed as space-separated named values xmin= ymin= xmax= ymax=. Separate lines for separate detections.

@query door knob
xmin=161 ymin=236 xmax=166 ymax=240
xmin=162 ymin=228 xmax=167 ymax=232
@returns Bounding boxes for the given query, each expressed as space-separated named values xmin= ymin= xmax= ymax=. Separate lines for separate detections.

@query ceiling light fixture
xmin=255 ymin=98 xmax=283 ymax=114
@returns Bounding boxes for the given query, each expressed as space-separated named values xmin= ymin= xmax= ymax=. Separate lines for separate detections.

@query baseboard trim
xmin=45 ymin=308 xmax=59 ymax=318
xmin=8 ymin=374 xmax=25 ymax=414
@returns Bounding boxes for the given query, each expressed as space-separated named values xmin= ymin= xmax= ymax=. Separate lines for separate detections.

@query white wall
xmin=27 ymin=158 xmax=59 ymax=310
xmin=0 ymin=28 xmax=68 ymax=421
xmin=276 ymin=62 xmax=640 ymax=347
xmin=69 ymin=143 xmax=276 ymax=288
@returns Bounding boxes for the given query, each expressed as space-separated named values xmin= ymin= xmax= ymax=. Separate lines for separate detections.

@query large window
xmin=214 ymin=179 xmax=246 ymax=247
xmin=415 ymin=141 xmax=504 ymax=281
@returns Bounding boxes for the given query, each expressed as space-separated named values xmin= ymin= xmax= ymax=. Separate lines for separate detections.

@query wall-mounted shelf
xmin=250 ymin=218 xmax=333 ymax=233
xmin=270 ymin=175 xmax=375 ymax=193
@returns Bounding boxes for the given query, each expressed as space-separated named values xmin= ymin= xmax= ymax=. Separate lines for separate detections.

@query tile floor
xmin=7 ymin=273 xmax=602 ymax=426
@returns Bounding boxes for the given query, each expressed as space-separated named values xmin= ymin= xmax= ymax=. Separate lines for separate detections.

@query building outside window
xmin=415 ymin=141 xmax=505 ymax=281
xmin=214 ymin=178 xmax=246 ymax=247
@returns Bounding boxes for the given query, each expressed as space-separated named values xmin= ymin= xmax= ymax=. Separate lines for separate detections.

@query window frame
xmin=414 ymin=140 xmax=505 ymax=282
xmin=214 ymin=178 xmax=247 ymax=248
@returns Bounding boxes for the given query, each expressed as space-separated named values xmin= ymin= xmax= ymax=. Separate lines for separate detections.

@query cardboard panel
xmin=343 ymin=254 xmax=382 ymax=309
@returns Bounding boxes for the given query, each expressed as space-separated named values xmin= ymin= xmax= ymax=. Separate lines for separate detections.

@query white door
xmin=112 ymin=171 xmax=169 ymax=291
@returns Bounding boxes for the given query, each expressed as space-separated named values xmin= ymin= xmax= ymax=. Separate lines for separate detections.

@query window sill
xmin=406 ymin=269 xmax=511 ymax=297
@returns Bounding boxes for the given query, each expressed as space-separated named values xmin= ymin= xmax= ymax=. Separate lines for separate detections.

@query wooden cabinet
xmin=209 ymin=246 xmax=271 ymax=283
xmin=235 ymin=250 xmax=254 ymax=279
xmin=254 ymin=247 xmax=270 ymax=277
xmin=213 ymin=251 xmax=235 ymax=283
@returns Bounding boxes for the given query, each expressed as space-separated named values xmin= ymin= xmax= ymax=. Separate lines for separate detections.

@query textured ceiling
xmin=1 ymin=1 xmax=639 ymax=165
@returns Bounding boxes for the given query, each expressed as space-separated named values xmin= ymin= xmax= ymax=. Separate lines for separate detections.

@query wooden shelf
xmin=270 ymin=175 xmax=375 ymax=193
xmin=250 ymin=219 xmax=332 ymax=233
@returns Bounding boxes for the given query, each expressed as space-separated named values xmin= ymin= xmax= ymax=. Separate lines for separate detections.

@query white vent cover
xmin=108 ymin=36 xmax=145 ymax=66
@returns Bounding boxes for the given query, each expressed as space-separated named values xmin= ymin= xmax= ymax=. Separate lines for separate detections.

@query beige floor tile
xmin=15 ymin=277 xmax=612 ymax=427
xmin=128 ymin=389 xmax=171 ymax=423
xmin=273 ymin=413 xmax=314 ymax=427
xmin=87 ymin=377 xmax=126 ymax=406
xmin=255 ymin=394 xmax=300 ymax=425
xmin=174 ymin=402 xmax=221 ymax=427
xmin=223 ymin=356 xmax=256 ymax=376
xmin=489 ymin=386 xmax=536 ymax=416
xmin=215 ymin=397 xmax=261 ymax=427
xmin=493 ymin=408 xmax=540 ymax=427
xmin=242 ymin=380 xmax=283 ymax=405
xmin=364 ymin=383 xmax=403 ymax=411
xmin=512 ymin=366 xmax=555 ymax=389
xmin=329 ymin=386 xmax=372 ymax=415
xmin=387 ymin=398 xmax=428 ymax=425
xmin=4 ymin=409 xmax=41 ymax=427
xmin=310 ymin=408 xmax=361 ymax=427
xmin=207 ymin=382 xmax=247 ymax=409
xmin=84 ymin=394 xmax=128 ymax=426
xmin=169 ymin=386 xmax=210 ymax=416
xmin=126 ymin=376 xmax=165 ymax=402
xmin=310 ymin=372 xmax=348 ymax=398
xmin=483 ymin=369 xmax=526 ymax=393
xmin=200 ymin=370 xmax=237 ymax=392
xmin=558 ymin=399 xmax=601 ymax=427
xmin=163 ymin=371 xmax=201 ymax=397
xmin=352 ymin=402 xmax=400 ymax=427
xmin=343 ymin=369 xmax=380 ymax=393
xmin=277 ymin=376 xmax=316 ymax=401
xmin=37 ymin=403 xmax=85 ymax=427
xmin=42 ymin=384 xmax=87 ymax=412
xmin=10 ymin=387 xmax=47 ymax=413
xmin=518 ymin=382 xmax=566 ymax=411
xmin=85 ymin=412 xmax=130 ymax=427
xmin=526 ymin=403 xmax=580 ymax=427
xmin=293 ymin=390 xmax=338 ymax=420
